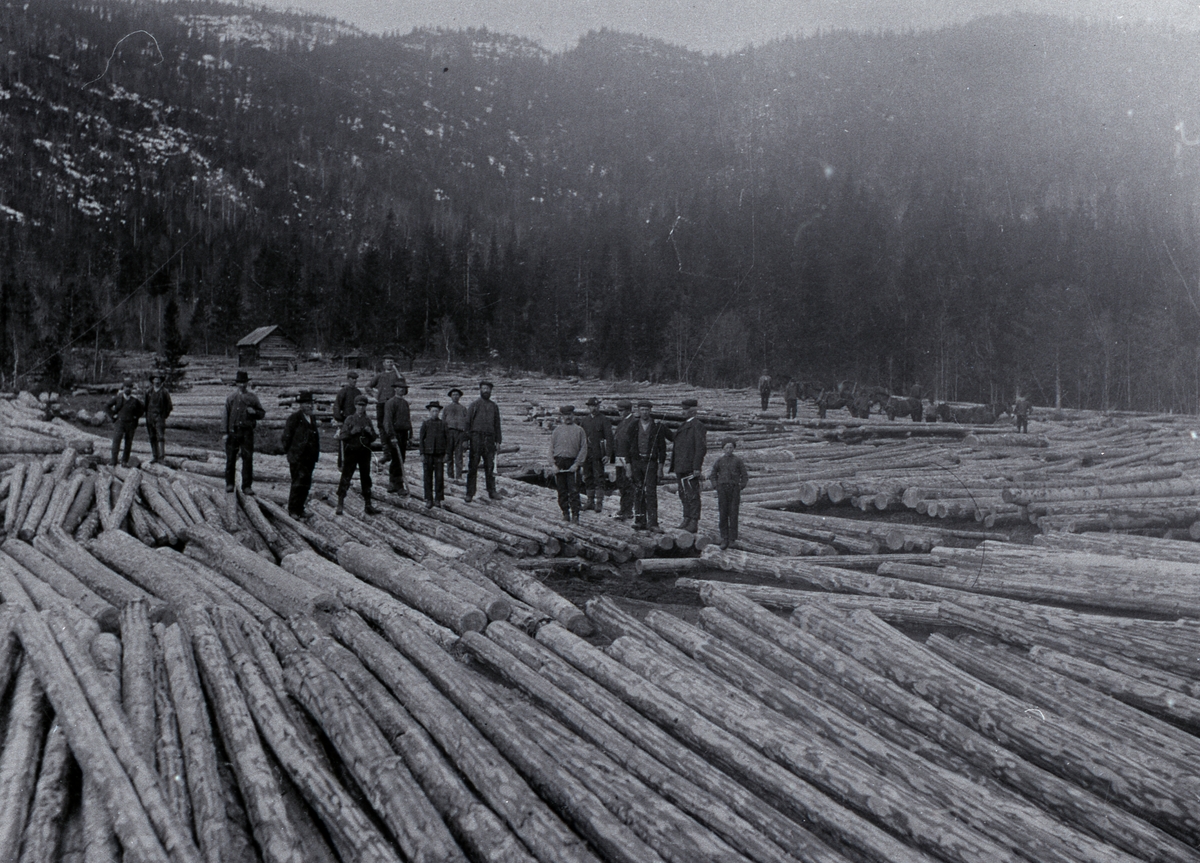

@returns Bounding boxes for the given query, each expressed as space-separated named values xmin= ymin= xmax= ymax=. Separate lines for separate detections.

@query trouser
xmin=376 ymin=405 xmax=387 ymax=442
xmin=717 ymin=484 xmax=741 ymax=543
xmin=387 ymin=436 xmax=409 ymax=488
xmin=911 ymin=403 xmax=923 ymax=422
xmin=1017 ymin=415 xmax=1029 ymax=433
xmin=466 ymin=432 xmax=496 ymax=497
xmin=630 ymin=458 xmax=659 ymax=526
xmin=785 ymin=399 xmax=797 ymax=419
xmin=288 ymin=461 xmax=315 ymax=515
xmin=760 ymin=391 xmax=770 ymax=410
xmin=677 ymin=473 xmax=702 ymax=526
xmin=111 ymin=422 xmax=137 ymax=466
xmin=338 ymin=445 xmax=372 ymax=498
xmin=554 ymin=457 xmax=581 ymax=516
xmin=146 ymin=417 xmax=167 ymax=460
xmin=447 ymin=428 xmax=467 ymax=478
xmin=615 ymin=464 xmax=634 ymax=516
xmin=224 ymin=429 xmax=255 ymax=489
xmin=581 ymin=452 xmax=605 ymax=501
xmin=423 ymin=455 xmax=445 ymax=502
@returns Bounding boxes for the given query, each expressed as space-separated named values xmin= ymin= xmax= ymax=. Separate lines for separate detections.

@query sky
xmin=252 ymin=0 xmax=1200 ymax=54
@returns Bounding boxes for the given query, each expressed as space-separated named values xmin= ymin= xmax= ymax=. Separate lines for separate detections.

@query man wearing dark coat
xmin=369 ymin=357 xmax=404 ymax=453
xmin=106 ymin=378 xmax=144 ymax=467
xmin=382 ymin=379 xmax=412 ymax=494
xmin=336 ymin=394 xmax=380 ymax=516
xmin=224 ymin=370 xmax=266 ymax=494
xmin=280 ymin=391 xmax=320 ymax=518
xmin=465 ymin=380 xmax=502 ymax=502
xmin=611 ymin=398 xmax=636 ymax=520
xmin=332 ymin=370 xmax=360 ymax=469
xmin=629 ymin=399 xmax=671 ymax=530
xmin=418 ymin=401 xmax=449 ymax=507
xmin=578 ymin=397 xmax=615 ymax=512
xmin=670 ymin=398 xmax=707 ymax=533
xmin=144 ymin=372 xmax=173 ymax=462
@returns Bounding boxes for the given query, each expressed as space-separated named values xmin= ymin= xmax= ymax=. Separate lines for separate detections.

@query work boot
xmin=387 ymin=482 xmax=402 ymax=494
xmin=226 ymin=484 xmax=235 ymax=494
xmin=562 ymin=510 xmax=572 ymax=523
xmin=718 ymin=536 xmax=728 ymax=550
xmin=242 ymin=487 xmax=255 ymax=497
xmin=586 ymin=492 xmax=595 ymax=511
xmin=593 ymin=495 xmax=604 ymax=513
xmin=685 ymin=519 xmax=699 ymax=534
xmin=364 ymin=493 xmax=381 ymax=516
xmin=571 ymin=511 xmax=580 ymax=524
xmin=335 ymin=496 xmax=345 ymax=515
xmin=675 ymin=520 xmax=689 ymax=531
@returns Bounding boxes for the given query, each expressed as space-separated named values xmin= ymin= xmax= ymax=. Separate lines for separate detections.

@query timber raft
xmin=2 ymin=369 xmax=1200 ymax=863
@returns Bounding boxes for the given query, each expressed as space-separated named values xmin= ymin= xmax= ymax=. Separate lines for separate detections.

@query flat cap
xmin=354 ymin=394 xmax=369 ymax=405
xmin=585 ymin=397 xmax=601 ymax=406
xmin=681 ymin=398 xmax=699 ymax=408
xmin=637 ymin=399 xmax=653 ymax=408
xmin=559 ymin=405 xmax=575 ymax=414
xmin=616 ymin=398 xmax=633 ymax=409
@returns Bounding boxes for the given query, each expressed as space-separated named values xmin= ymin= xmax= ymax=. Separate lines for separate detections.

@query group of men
xmin=105 ymin=373 xmax=174 ymax=466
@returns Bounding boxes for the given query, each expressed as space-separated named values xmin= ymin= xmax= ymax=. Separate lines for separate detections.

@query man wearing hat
xmin=224 ymin=370 xmax=267 ymax=494
xmin=106 ymin=377 xmax=145 ymax=467
xmin=144 ymin=372 xmax=173 ymax=463
xmin=464 ymin=380 xmax=502 ymax=502
xmin=550 ymin=405 xmax=588 ymax=523
xmin=670 ymin=398 xmax=707 ymax=533
xmin=382 ymin=378 xmax=412 ymax=494
xmin=418 ymin=401 xmax=449 ymax=507
xmin=281 ymin=391 xmax=320 ymax=519
xmin=578 ymin=397 xmax=615 ymax=512
xmin=442 ymin=387 xmax=468 ymax=481
xmin=611 ymin=398 xmax=636 ymax=520
xmin=708 ymin=437 xmax=749 ymax=549
xmin=336 ymin=394 xmax=381 ymax=515
xmin=332 ymin=369 xmax=361 ymax=469
xmin=369 ymin=357 xmax=405 ymax=450
xmin=629 ymin=399 xmax=671 ymax=530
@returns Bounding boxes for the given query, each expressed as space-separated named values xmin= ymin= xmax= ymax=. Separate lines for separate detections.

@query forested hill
xmin=4 ymin=0 xmax=1200 ymax=411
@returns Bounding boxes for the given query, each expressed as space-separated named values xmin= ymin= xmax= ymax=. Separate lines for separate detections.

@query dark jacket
xmin=333 ymin=385 xmax=361 ymax=423
xmin=224 ymin=390 xmax=266 ymax=435
xmin=338 ymin=412 xmax=377 ymax=450
xmin=383 ymin=396 xmax=412 ymax=441
xmin=419 ymin=418 xmax=449 ymax=456
xmin=709 ymin=453 xmax=749 ymax=489
xmin=630 ymin=418 xmax=670 ymax=464
xmin=613 ymin=413 xmax=637 ymax=459
xmin=145 ymin=386 xmax=173 ymax=421
xmin=281 ymin=410 xmax=320 ymax=466
xmin=579 ymin=412 xmax=615 ymax=462
xmin=466 ymin=397 xmax=502 ymax=442
xmin=369 ymin=370 xmax=404 ymax=404
xmin=669 ymin=417 xmax=707 ymax=476
xmin=107 ymin=391 xmax=144 ymax=426
xmin=783 ymin=381 xmax=799 ymax=402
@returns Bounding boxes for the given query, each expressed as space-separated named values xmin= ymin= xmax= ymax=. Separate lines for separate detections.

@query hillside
xmin=3 ymin=1 xmax=1200 ymax=411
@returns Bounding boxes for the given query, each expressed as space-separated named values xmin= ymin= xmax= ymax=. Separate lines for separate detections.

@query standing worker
xmin=369 ymin=357 xmax=404 ymax=458
xmin=611 ymin=398 xmax=636 ymax=520
xmin=465 ymin=380 xmax=502 ymax=502
xmin=223 ymin=370 xmax=266 ymax=495
xmin=1014 ymin=393 xmax=1032 ymax=434
xmin=579 ymin=397 xmax=614 ymax=513
xmin=670 ymin=398 xmax=707 ymax=533
xmin=382 ymin=377 xmax=412 ymax=494
xmin=550 ymin=405 xmax=588 ymax=523
xmin=709 ymin=437 xmax=749 ymax=550
xmin=144 ymin=372 xmax=173 ymax=463
xmin=106 ymin=378 xmax=144 ymax=467
xmin=336 ymin=394 xmax=381 ymax=515
xmin=332 ymin=370 xmax=361 ymax=469
xmin=418 ymin=401 xmax=449 ymax=508
xmin=443 ymin=387 xmax=469 ymax=482
xmin=629 ymin=399 xmax=670 ymax=531
xmin=280 ymin=391 xmax=320 ymax=519
xmin=758 ymin=369 xmax=772 ymax=411
xmin=783 ymin=377 xmax=800 ymax=420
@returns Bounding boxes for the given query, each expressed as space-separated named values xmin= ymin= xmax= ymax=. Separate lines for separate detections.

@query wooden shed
xmin=237 ymin=325 xmax=298 ymax=369
xmin=336 ymin=349 xmax=369 ymax=370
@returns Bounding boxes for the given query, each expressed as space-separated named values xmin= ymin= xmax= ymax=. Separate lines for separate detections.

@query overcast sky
xmin=256 ymin=0 xmax=1198 ymax=54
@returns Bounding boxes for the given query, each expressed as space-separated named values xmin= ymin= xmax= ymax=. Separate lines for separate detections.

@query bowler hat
xmin=448 ymin=387 xmax=463 ymax=397
xmin=235 ymin=370 xmax=249 ymax=383
xmin=298 ymin=391 xmax=314 ymax=404
xmin=681 ymin=398 xmax=698 ymax=408
xmin=585 ymin=397 xmax=601 ymax=406
xmin=354 ymin=394 xmax=369 ymax=406
xmin=426 ymin=401 xmax=442 ymax=410
xmin=559 ymin=405 xmax=575 ymax=414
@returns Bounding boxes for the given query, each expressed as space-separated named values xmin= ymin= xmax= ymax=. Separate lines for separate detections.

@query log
xmin=18 ymin=463 xmax=58 ymax=540
xmin=84 ymin=630 xmax=122 ymax=863
xmin=120 ymin=599 xmax=158 ymax=766
xmin=418 ymin=555 xmax=513 ymax=622
xmin=61 ymin=474 xmax=96 ymax=534
xmin=17 ymin=720 xmax=72 ymax=863
xmin=34 ymin=530 xmax=169 ymax=620
xmin=151 ymin=630 xmax=192 ymax=833
xmin=106 ymin=468 xmax=143 ymax=534
xmin=4 ymin=460 xmax=26 ymax=533
xmin=141 ymin=477 xmax=186 ymax=543
xmin=337 ymin=542 xmax=487 ymax=634
xmin=0 ymin=552 xmax=104 ymax=638
xmin=3 ymin=539 xmax=120 ymax=632
xmin=88 ymin=531 xmax=212 ymax=610
xmin=0 ymin=663 xmax=48 ymax=863
xmin=0 ymin=606 xmax=19 ymax=699
xmin=675 ymin=579 xmax=943 ymax=624
xmin=328 ymin=610 xmax=604 ymax=863
xmin=169 ymin=481 xmax=206 ymax=526
xmin=483 ymin=558 xmax=592 ymax=636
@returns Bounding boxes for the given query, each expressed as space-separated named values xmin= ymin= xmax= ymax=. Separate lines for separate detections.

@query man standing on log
xmin=106 ymin=378 xmax=144 ymax=467
xmin=336 ymin=394 xmax=380 ymax=516
xmin=332 ymin=370 xmax=361 ymax=470
xmin=144 ymin=372 xmax=172 ymax=463
xmin=443 ymin=387 xmax=468 ymax=482
xmin=382 ymin=377 xmax=412 ymax=494
xmin=1014 ymin=393 xmax=1032 ymax=434
xmin=550 ymin=405 xmax=588 ymax=523
xmin=223 ymin=370 xmax=266 ymax=495
xmin=783 ymin=377 xmax=800 ymax=420
xmin=579 ymin=396 xmax=614 ymax=513
xmin=630 ymin=399 xmax=670 ymax=531
xmin=418 ymin=401 xmax=448 ymax=508
xmin=369 ymin=357 xmax=404 ymax=457
xmin=465 ymin=380 xmax=502 ymax=502
xmin=670 ymin=398 xmax=707 ymax=533
xmin=281 ymin=391 xmax=320 ymax=519
xmin=612 ymin=398 xmax=636 ymax=520
xmin=758 ymin=369 xmax=772 ymax=411
xmin=709 ymin=437 xmax=749 ymax=550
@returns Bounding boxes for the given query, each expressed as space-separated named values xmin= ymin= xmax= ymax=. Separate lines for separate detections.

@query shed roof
xmin=237 ymin=325 xmax=288 ymax=347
